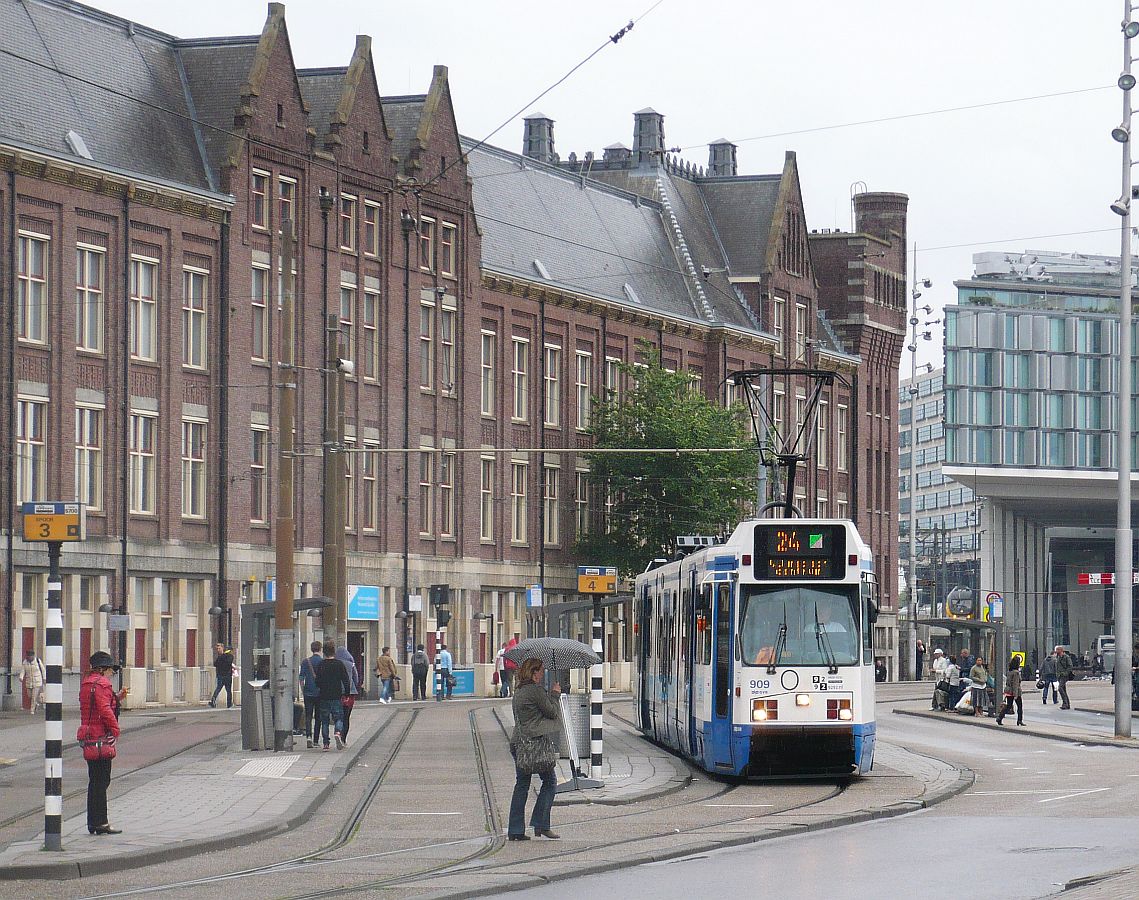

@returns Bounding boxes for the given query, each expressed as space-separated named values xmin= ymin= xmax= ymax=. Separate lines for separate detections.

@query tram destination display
xmin=753 ymin=523 xmax=847 ymax=580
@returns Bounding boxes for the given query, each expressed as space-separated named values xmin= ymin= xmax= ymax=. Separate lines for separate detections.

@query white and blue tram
xmin=633 ymin=518 xmax=879 ymax=778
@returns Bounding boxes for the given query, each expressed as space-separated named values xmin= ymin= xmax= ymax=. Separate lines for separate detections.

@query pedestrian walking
xmin=969 ymin=657 xmax=990 ymax=717
xmin=411 ymin=644 xmax=430 ymax=700
xmin=77 ymin=651 xmax=124 ymax=835
xmin=874 ymin=658 xmax=887 ymax=682
xmin=507 ymin=657 xmax=562 ymax=841
xmin=334 ymin=645 xmax=360 ymax=744
xmin=931 ymin=649 xmax=949 ymax=709
xmin=996 ymin=658 xmax=1025 ymax=726
xmin=1054 ymin=645 xmax=1074 ymax=709
xmin=502 ymin=636 xmax=518 ymax=697
xmin=299 ymin=640 xmax=322 ymax=748
xmin=946 ymin=656 xmax=962 ymax=709
xmin=18 ymin=648 xmax=46 ymax=714
xmin=494 ymin=643 xmax=507 ymax=697
xmin=375 ymin=646 xmax=397 ymax=704
xmin=436 ymin=643 xmax=453 ymax=701
xmin=1040 ymin=651 xmax=1059 ymax=704
xmin=915 ymin=639 xmax=926 ymax=681
xmin=314 ymin=642 xmax=351 ymax=751
xmin=208 ymin=642 xmax=234 ymax=708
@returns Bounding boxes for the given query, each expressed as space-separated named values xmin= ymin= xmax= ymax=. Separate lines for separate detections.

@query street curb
xmin=426 ymin=748 xmax=976 ymax=900
xmin=891 ymin=707 xmax=1139 ymax=749
xmin=0 ymin=707 xmax=393 ymax=880
xmin=554 ymin=772 xmax=692 ymax=806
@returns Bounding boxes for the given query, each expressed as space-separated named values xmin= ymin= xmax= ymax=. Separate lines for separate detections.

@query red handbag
xmin=78 ymin=681 xmax=117 ymax=761
xmin=341 ymin=694 xmax=355 ymax=711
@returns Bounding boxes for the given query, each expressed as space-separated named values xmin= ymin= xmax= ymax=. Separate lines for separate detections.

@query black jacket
xmin=315 ymin=657 xmax=351 ymax=701
xmin=214 ymin=651 xmax=234 ymax=677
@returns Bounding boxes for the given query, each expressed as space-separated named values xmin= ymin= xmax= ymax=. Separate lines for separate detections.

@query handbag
xmin=78 ymin=681 xmax=117 ymax=761
xmin=514 ymin=734 xmax=558 ymax=774
xmin=341 ymin=694 xmax=355 ymax=711
xmin=447 ymin=674 xmax=457 ymax=688
xmin=391 ymin=676 xmax=401 ymax=693
xmin=1036 ymin=678 xmax=1046 ymax=689
xmin=492 ymin=670 xmax=500 ymax=685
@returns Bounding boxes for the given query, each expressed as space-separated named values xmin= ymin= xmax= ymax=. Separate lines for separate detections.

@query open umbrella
xmin=503 ymin=637 xmax=601 ymax=671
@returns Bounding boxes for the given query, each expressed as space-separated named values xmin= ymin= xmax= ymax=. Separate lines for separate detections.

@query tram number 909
xmin=812 ymin=676 xmax=828 ymax=691
xmin=748 ymin=679 xmax=771 ymax=691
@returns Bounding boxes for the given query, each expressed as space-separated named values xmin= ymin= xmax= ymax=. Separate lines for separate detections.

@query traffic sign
xmin=21 ymin=502 xmax=85 ymax=542
xmin=986 ymin=590 xmax=1003 ymax=620
xmin=526 ymin=584 xmax=543 ymax=608
xmin=1010 ymin=651 xmax=1026 ymax=671
xmin=577 ymin=566 xmax=617 ymax=594
xmin=1078 ymin=572 xmax=1139 ymax=585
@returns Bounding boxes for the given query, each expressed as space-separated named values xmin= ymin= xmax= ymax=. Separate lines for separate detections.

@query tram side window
xmin=680 ymin=587 xmax=691 ymax=669
xmin=862 ymin=592 xmax=873 ymax=665
xmin=697 ymin=585 xmax=712 ymax=665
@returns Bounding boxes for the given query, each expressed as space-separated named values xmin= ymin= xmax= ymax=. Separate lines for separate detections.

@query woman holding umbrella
xmin=508 ymin=657 xmax=562 ymax=840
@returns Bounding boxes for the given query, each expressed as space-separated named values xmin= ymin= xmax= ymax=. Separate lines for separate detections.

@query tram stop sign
xmin=21 ymin=502 xmax=86 ymax=542
xmin=578 ymin=566 xmax=617 ymax=594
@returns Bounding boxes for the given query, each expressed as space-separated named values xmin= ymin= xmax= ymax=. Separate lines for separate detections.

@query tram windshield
xmin=740 ymin=584 xmax=860 ymax=667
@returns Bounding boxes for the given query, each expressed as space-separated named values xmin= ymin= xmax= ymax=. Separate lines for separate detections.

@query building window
xmin=76 ymin=246 xmax=104 ymax=352
xmin=183 ymin=268 xmax=208 ymax=369
xmin=440 ymin=453 xmax=455 ymax=537
xmin=362 ymin=445 xmax=379 ymax=531
xmin=837 ymin=404 xmax=848 ymax=471
xmin=182 ymin=419 xmax=207 ymax=519
xmin=130 ymin=412 xmax=157 ymax=514
xmin=251 ymin=266 xmax=269 ymax=361
xmin=133 ymin=578 xmax=147 ymax=613
xmin=362 ymin=290 xmax=379 ymax=380
xmin=576 ymin=351 xmax=592 ymax=430
xmin=836 ymin=498 xmax=848 ymax=520
xmin=511 ymin=462 xmax=528 ymax=543
xmin=343 ymin=440 xmax=355 ymax=531
xmin=339 ymin=286 xmax=355 ymax=365
xmin=16 ymin=398 xmax=46 ymax=505
xmin=160 ymin=581 xmax=173 ymax=664
xmin=21 ymin=572 xmax=43 ymax=611
xmin=512 ymin=338 xmax=529 ymax=421
xmin=543 ymin=465 xmax=559 ymax=545
xmin=605 ymin=356 xmax=622 ymax=400
xmin=363 ymin=201 xmax=381 ymax=257
xmin=75 ymin=406 xmax=104 ymax=512
xmin=817 ymin=399 xmax=828 ymax=467
xmin=278 ymin=176 xmax=297 ymax=234
xmin=544 ymin=344 xmax=561 ymax=427
xmin=480 ymin=457 xmax=495 ymax=541
xmin=817 ymin=496 xmax=828 ymax=518
xmin=419 ymin=451 xmax=434 ymax=535
xmin=339 ymin=195 xmax=357 ymax=251
xmin=420 ymin=301 xmax=435 ymax=389
xmin=17 ymin=234 xmax=48 ymax=343
xmin=419 ymin=216 xmax=436 ymax=271
xmin=772 ymin=295 xmax=785 ymax=357
xmin=481 ymin=330 xmax=496 ymax=417
xmin=251 ymin=170 xmax=269 ymax=229
xmin=251 ymin=426 xmax=268 ymax=523
xmin=575 ymin=471 xmax=590 ymax=538
xmin=79 ymin=575 xmax=96 ymax=612
xmin=440 ymin=307 xmax=456 ymax=394
xmin=440 ymin=222 xmax=457 ymax=276
xmin=773 ymin=386 xmax=785 ymax=441
xmin=130 ymin=257 xmax=158 ymax=361
xmin=795 ymin=302 xmax=808 ymax=362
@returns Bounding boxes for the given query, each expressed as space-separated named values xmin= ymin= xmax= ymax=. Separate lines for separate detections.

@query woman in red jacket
xmin=78 ymin=651 xmax=123 ymax=835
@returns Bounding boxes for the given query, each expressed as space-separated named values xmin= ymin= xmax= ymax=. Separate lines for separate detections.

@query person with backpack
xmin=298 ymin=640 xmax=323 ymax=748
xmin=411 ymin=644 xmax=430 ymax=701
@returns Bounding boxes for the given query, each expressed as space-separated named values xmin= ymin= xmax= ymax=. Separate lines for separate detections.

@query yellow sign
xmin=578 ymin=566 xmax=617 ymax=594
xmin=1010 ymin=651 xmax=1026 ymax=671
xmin=21 ymin=502 xmax=86 ymax=542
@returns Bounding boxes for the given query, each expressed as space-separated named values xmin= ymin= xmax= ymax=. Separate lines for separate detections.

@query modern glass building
xmin=943 ymin=251 xmax=1136 ymax=669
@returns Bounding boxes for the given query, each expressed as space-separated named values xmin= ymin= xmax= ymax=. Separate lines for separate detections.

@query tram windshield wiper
xmin=814 ymin=602 xmax=838 ymax=675
xmin=767 ymin=603 xmax=788 ymax=675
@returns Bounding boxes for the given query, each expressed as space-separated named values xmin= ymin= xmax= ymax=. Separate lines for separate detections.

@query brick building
xmin=0 ymin=0 xmax=907 ymax=704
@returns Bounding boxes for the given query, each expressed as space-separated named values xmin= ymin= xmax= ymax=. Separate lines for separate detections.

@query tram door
xmin=682 ymin=576 xmax=696 ymax=757
xmin=637 ymin=586 xmax=652 ymax=731
xmin=709 ymin=582 xmax=734 ymax=769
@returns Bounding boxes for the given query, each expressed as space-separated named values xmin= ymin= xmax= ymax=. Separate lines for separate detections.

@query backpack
xmin=411 ymin=650 xmax=429 ymax=675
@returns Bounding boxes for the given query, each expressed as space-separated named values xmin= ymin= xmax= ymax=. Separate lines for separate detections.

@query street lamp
xmin=473 ymin=611 xmax=495 ymax=664
xmin=1113 ymin=2 xmax=1136 ymax=739
xmin=208 ymin=605 xmax=233 ymax=648
xmin=395 ymin=609 xmax=417 ymax=654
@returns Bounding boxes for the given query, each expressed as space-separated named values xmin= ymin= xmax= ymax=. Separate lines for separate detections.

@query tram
xmin=633 ymin=518 xmax=879 ymax=778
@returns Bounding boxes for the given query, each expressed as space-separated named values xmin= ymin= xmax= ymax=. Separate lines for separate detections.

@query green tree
xmin=576 ymin=344 xmax=757 ymax=577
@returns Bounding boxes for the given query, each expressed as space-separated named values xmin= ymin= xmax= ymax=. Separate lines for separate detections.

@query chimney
xmin=852 ymin=191 xmax=910 ymax=248
xmin=632 ymin=107 xmax=665 ymax=165
xmin=603 ymin=143 xmax=632 ymax=165
xmin=522 ymin=112 xmax=556 ymax=164
xmin=707 ymin=139 xmax=737 ymax=177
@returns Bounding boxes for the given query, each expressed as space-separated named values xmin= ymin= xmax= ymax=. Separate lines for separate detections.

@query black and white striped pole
xmin=589 ymin=599 xmax=604 ymax=773
xmin=44 ymin=541 xmax=64 ymax=851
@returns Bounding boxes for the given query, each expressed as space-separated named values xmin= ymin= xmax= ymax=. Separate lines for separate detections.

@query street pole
xmin=1116 ymin=1 xmax=1135 ymax=739
xmin=590 ymin=596 xmax=604 ymax=773
xmin=400 ymin=208 xmax=415 ymax=665
xmin=906 ymin=244 xmax=920 ymax=682
xmin=274 ymin=218 xmax=297 ymax=752
xmin=44 ymin=541 xmax=63 ymax=851
xmin=323 ymin=312 xmax=342 ymax=647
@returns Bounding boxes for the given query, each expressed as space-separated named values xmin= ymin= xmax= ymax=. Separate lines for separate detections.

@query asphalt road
xmin=512 ymin=709 xmax=1139 ymax=900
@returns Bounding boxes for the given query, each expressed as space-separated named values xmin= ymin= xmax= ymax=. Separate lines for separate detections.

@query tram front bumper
xmin=746 ymin=724 xmax=855 ymax=777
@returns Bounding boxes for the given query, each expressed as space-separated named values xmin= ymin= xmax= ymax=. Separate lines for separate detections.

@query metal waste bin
xmin=559 ymin=694 xmax=590 ymax=759
xmin=247 ymin=679 xmax=273 ymax=750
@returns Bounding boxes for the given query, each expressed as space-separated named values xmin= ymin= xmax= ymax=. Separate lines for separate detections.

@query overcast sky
xmin=91 ymin=0 xmax=1122 ymax=371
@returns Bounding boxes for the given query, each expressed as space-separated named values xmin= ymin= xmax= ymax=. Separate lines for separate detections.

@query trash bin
xmin=246 ymin=680 xmax=273 ymax=750
xmin=560 ymin=694 xmax=590 ymax=759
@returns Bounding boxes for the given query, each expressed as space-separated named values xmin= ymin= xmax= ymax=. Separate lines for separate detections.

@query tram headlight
xmin=795 ymin=693 xmax=811 ymax=707
xmin=827 ymin=698 xmax=853 ymax=720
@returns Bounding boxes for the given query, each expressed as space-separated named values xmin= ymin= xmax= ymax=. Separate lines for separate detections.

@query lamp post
xmin=473 ymin=611 xmax=495 ymax=664
xmin=1111 ymin=5 xmax=1137 ymax=738
xmin=400 ymin=207 xmax=416 ymax=665
xmin=208 ymin=605 xmax=233 ymax=648
xmin=906 ymin=254 xmax=934 ymax=681
xmin=395 ymin=609 xmax=417 ymax=655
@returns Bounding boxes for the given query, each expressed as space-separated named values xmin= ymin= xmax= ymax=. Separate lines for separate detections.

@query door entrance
xmin=347 ymin=631 xmax=366 ymax=695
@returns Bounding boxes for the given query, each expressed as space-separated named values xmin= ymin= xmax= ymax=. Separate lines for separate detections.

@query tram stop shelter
xmin=921 ymin=617 xmax=997 ymax=663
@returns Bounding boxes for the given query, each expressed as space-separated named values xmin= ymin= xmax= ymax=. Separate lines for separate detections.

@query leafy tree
xmin=576 ymin=344 xmax=757 ymax=577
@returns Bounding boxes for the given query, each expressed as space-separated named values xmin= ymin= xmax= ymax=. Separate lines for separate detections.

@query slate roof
xmin=700 ymin=176 xmax=781 ymax=278
xmin=382 ymin=95 xmax=426 ymax=171
xmin=465 ymin=140 xmax=717 ymax=327
xmin=298 ymin=67 xmax=346 ymax=143
xmin=0 ymin=0 xmax=215 ymax=192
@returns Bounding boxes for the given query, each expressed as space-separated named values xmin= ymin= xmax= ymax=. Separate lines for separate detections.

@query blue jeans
xmin=435 ymin=669 xmax=452 ymax=700
xmin=379 ymin=678 xmax=393 ymax=702
xmin=317 ymin=698 xmax=344 ymax=746
xmin=508 ymin=764 xmax=557 ymax=835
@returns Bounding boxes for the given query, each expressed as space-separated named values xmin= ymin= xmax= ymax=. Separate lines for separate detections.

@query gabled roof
xmin=298 ymin=67 xmax=346 ymax=144
xmin=300 ymin=36 xmax=390 ymax=154
xmin=382 ymin=95 xmax=426 ymax=170
xmin=700 ymin=176 xmax=782 ymax=278
xmin=0 ymin=0 xmax=214 ymax=192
